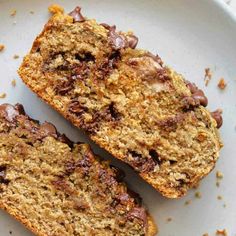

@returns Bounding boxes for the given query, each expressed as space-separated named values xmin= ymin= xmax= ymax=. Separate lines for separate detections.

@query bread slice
xmin=19 ymin=6 xmax=222 ymax=198
xmin=0 ymin=103 xmax=156 ymax=236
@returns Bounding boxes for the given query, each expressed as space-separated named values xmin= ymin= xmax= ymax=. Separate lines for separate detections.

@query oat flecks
xmin=0 ymin=93 xmax=6 ymax=99
xmin=13 ymin=54 xmax=19 ymax=59
xmin=195 ymin=191 xmax=202 ymax=199
xmin=0 ymin=44 xmax=5 ymax=52
xmin=204 ymin=67 xmax=212 ymax=86
xmin=218 ymin=78 xmax=227 ymax=90
xmin=216 ymin=171 xmax=224 ymax=179
xmin=216 ymin=229 xmax=228 ymax=236
xmin=48 ymin=4 xmax=64 ymax=14
xmin=11 ymin=79 xmax=16 ymax=87
xmin=10 ymin=9 xmax=17 ymax=17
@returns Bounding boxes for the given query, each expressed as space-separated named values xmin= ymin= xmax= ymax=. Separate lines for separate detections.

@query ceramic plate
xmin=0 ymin=0 xmax=236 ymax=235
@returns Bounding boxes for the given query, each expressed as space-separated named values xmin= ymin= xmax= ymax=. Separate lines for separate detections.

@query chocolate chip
xmin=211 ymin=109 xmax=223 ymax=129
xmin=0 ymin=104 xmax=21 ymax=122
xmin=106 ymin=25 xmax=126 ymax=50
xmin=126 ymin=35 xmax=139 ymax=49
xmin=0 ymin=165 xmax=9 ymax=184
xmin=127 ymin=207 xmax=147 ymax=227
xmin=40 ymin=122 xmax=58 ymax=139
xmin=100 ymin=23 xmax=112 ymax=30
xmin=129 ymin=151 xmax=156 ymax=173
xmin=146 ymin=52 xmax=164 ymax=67
xmin=108 ymin=102 xmax=120 ymax=120
xmin=68 ymin=101 xmax=87 ymax=116
xmin=55 ymin=77 xmax=75 ymax=96
xmin=185 ymin=81 xmax=208 ymax=107
xmin=69 ymin=6 xmax=85 ymax=22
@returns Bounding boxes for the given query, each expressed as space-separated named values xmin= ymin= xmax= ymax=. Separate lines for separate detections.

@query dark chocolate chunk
xmin=55 ymin=77 xmax=75 ymax=96
xmin=75 ymin=52 xmax=95 ymax=62
xmin=109 ymin=26 xmax=126 ymax=50
xmin=69 ymin=101 xmax=87 ymax=116
xmin=69 ymin=6 xmax=85 ymax=23
xmin=40 ymin=122 xmax=58 ymax=139
xmin=185 ymin=81 xmax=208 ymax=107
xmin=149 ymin=149 xmax=161 ymax=165
xmin=0 ymin=104 xmax=21 ymax=122
xmin=211 ymin=109 xmax=223 ymax=129
xmin=127 ymin=207 xmax=147 ymax=227
xmin=126 ymin=35 xmax=139 ymax=49
xmin=127 ymin=189 xmax=142 ymax=205
xmin=0 ymin=165 xmax=9 ymax=184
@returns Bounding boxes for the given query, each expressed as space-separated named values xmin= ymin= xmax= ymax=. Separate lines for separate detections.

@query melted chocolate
xmin=69 ymin=6 xmax=85 ymax=22
xmin=211 ymin=109 xmax=223 ymax=129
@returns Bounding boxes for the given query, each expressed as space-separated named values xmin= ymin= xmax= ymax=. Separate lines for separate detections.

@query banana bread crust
xmin=0 ymin=103 xmax=156 ymax=236
xmin=19 ymin=6 xmax=222 ymax=198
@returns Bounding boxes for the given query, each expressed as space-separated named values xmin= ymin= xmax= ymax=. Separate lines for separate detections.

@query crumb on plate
xmin=0 ymin=44 xmax=5 ymax=52
xmin=216 ymin=171 xmax=224 ymax=179
xmin=218 ymin=78 xmax=227 ymax=90
xmin=166 ymin=217 xmax=172 ymax=222
xmin=30 ymin=10 xmax=34 ymax=14
xmin=202 ymin=233 xmax=209 ymax=236
xmin=217 ymin=195 xmax=223 ymax=200
xmin=204 ymin=67 xmax=212 ymax=86
xmin=48 ymin=4 xmax=64 ymax=14
xmin=13 ymin=54 xmax=19 ymax=59
xmin=10 ymin=9 xmax=17 ymax=16
xmin=216 ymin=229 xmax=228 ymax=236
xmin=0 ymin=93 xmax=6 ymax=99
xmin=216 ymin=181 xmax=220 ymax=187
xmin=11 ymin=79 xmax=16 ymax=87
xmin=195 ymin=191 xmax=202 ymax=199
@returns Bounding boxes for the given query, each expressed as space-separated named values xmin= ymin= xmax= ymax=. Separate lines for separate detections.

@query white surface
xmin=0 ymin=0 xmax=236 ymax=235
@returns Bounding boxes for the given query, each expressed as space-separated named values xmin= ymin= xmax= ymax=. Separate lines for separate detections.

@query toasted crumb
xmin=193 ymin=182 xmax=200 ymax=189
xmin=217 ymin=195 xmax=223 ymax=200
xmin=0 ymin=44 xmax=5 ymax=51
xmin=0 ymin=93 xmax=6 ymax=99
xmin=203 ymin=233 xmax=209 ymax=236
xmin=195 ymin=191 xmax=202 ymax=199
xmin=11 ymin=79 xmax=16 ymax=87
xmin=10 ymin=9 xmax=17 ymax=16
xmin=166 ymin=217 xmax=172 ymax=222
xmin=48 ymin=4 xmax=64 ymax=14
xmin=29 ymin=10 xmax=34 ymax=14
xmin=184 ymin=200 xmax=191 ymax=205
xmin=218 ymin=78 xmax=227 ymax=90
xmin=9 ymin=231 xmax=12 ymax=235
xmin=13 ymin=54 xmax=19 ymax=59
xmin=204 ymin=67 xmax=212 ymax=86
xmin=216 ymin=229 xmax=227 ymax=236
xmin=216 ymin=171 xmax=224 ymax=179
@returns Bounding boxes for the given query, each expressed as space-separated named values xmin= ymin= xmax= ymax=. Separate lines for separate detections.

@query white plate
xmin=0 ymin=0 xmax=236 ymax=235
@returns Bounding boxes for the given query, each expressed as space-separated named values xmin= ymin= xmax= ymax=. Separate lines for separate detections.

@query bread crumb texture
xmin=18 ymin=5 xmax=222 ymax=198
xmin=0 ymin=104 xmax=157 ymax=236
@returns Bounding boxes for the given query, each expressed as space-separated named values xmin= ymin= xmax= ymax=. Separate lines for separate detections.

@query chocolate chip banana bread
xmin=19 ymin=6 xmax=222 ymax=198
xmin=0 ymin=103 xmax=156 ymax=236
